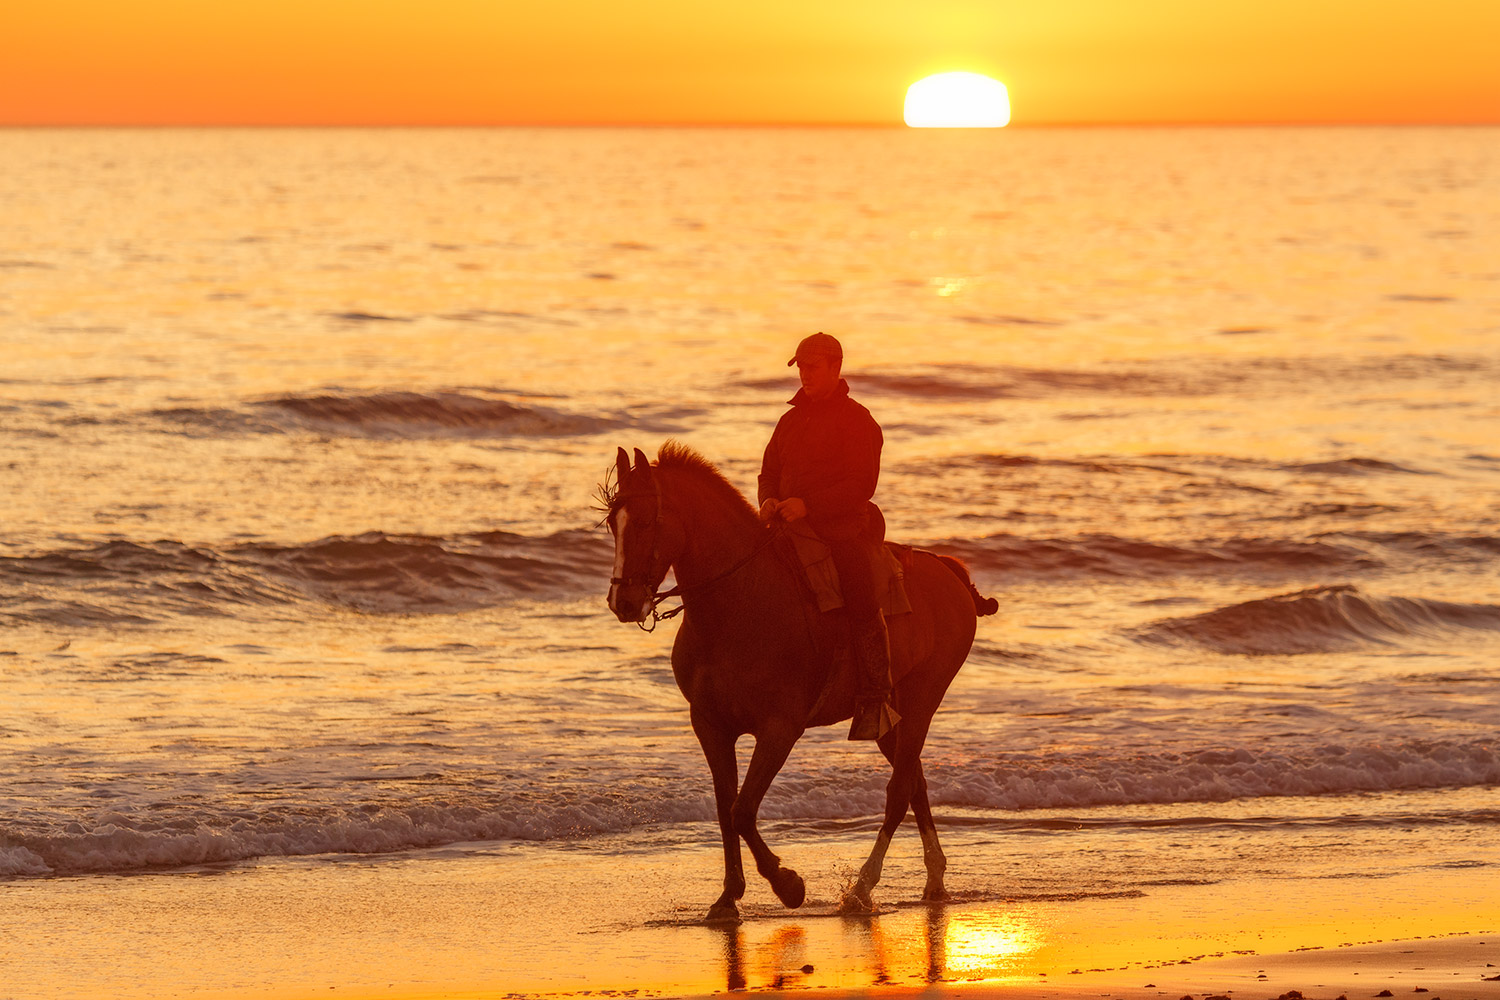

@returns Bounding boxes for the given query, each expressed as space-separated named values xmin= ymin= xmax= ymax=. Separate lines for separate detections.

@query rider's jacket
xmin=757 ymin=379 xmax=884 ymax=544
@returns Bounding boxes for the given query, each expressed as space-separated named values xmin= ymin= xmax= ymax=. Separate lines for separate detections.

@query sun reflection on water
xmin=940 ymin=908 xmax=1044 ymax=981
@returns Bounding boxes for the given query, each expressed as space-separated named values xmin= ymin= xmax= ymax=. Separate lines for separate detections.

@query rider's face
xmin=796 ymin=356 xmax=840 ymax=398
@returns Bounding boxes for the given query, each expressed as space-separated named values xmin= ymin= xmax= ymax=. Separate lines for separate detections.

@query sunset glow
xmin=0 ymin=1 xmax=1496 ymax=124
xmin=904 ymin=72 xmax=1011 ymax=127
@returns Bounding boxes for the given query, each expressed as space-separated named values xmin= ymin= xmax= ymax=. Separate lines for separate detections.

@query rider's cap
xmin=787 ymin=332 xmax=843 ymax=367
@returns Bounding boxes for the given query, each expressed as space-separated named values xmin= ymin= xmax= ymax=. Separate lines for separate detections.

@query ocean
xmin=1 ymin=125 xmax=1497 ymax=998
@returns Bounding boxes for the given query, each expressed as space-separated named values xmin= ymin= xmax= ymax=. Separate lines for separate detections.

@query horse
xmin=602 ymin=442 xmax=996 ymax=922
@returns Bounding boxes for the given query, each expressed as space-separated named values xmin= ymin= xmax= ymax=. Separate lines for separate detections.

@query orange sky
xmin=4 ymin=0 xmax=1498 ymax=125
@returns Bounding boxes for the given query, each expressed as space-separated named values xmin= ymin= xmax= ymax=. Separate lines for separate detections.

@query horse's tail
xmin=933 ymin=553 xmax=999 ymax=617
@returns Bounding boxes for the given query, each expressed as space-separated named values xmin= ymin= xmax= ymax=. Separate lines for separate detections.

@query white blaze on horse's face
xmin=607 ymin=506 xmax=656 ymax=623
xmin=607 ymin=508 xmax=630 ymax=619
xmin=611 ymin=509 xmax=630 ymax=581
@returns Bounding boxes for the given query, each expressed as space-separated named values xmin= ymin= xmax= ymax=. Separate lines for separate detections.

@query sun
xmin=904 ymin=72 xmax=1011 ymax=128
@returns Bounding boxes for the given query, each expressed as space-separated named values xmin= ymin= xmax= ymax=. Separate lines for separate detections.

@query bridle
xmin=610 ymin=490 xmax=785 ymax=632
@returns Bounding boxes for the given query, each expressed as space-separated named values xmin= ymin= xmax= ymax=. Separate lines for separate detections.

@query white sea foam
xmin=0 ymin=845 xmax=52 ymax=877
xmin=923 ymin=741 xmax=1500 ymax=812
xmin=5 ymin=738 xmax=1493 ymax=878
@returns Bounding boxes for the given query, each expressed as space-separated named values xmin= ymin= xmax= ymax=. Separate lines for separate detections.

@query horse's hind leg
xmin=694 ymin=715 xmax=745 ymax=922
xmin=909 ymin=763 xmax=949 ymax=901
xmin=845 ymin=712 xmax=934 ymax=912
xmin=871 ymin=741 xmax=948 ymax=901
xmin=732 ymin=723 xmax=806 ymax=909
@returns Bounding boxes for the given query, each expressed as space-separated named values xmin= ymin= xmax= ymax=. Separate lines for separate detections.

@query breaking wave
xmin=739 ymin=353 xmax=1495 ymax=402
xmin=931 ymin=533 xmax=1380 ymax=579
xmin=10 ymin=528 xmax=1492 ymax=626
xmin=232 ymin=530 xmax=613 ymax=612
xmin=0 ymin=787 xmax=707 ymax=878
xmin=252 ymin=390 xmax=619 ymax=438
xmin=926 ymin=740 xmax=1500 ymax=812
xmin=0 ymin=530 xmax=614 ymax=622
xmin=1133 ymin=585 xmax=1500 ymax=655
xmin=1284 ymin=458 xmax=1429 ymax=476
xmin=147 ymin=390 xmax=627 ymax=438
xmin=3 ymin=737 xmax=1494 ymax=878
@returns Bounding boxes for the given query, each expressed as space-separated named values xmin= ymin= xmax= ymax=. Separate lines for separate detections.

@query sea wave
xmin=1133 ymin=584 xmax=1500 ymax=655
xmin=3 ymin=737 xmax=1493 ymax=878
xmin=251 ymin=390 xmax=619 ymax=437
xmin=144 ymin=390 xmax=634 ymax=439
xmin=905 ymin=450 xmax=1432 ymax=482
xmin=1334 ymin=530 xmax=1500 ymax=566
xmin=232 ymin=529 xmax=613 ymax=613
xmin=0 ymin=530 xmax=614 ymax=622
xmin=1284 ymin=458 xmax=1429 ymax=476
xmin=931 ymin=533 xmax=1380 ymax=579
xmin=7 ymin=526 xmax=1492 ymax=624
xmin=741 ymin=353 xmax=1496 ymax=402
xmin=0 ymin=785 xmax=714 ymax=878
xmin=258 ymin=390 xmax=621 ymax=437
xmin=926 ymin=739 xmax=1500 ymax=812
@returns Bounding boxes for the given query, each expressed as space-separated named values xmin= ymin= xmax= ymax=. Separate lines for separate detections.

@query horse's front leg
xmin=732 ymin=722 xmax=806 ymax=909
xmin=693 ymin=713 xmax=745 ymax=922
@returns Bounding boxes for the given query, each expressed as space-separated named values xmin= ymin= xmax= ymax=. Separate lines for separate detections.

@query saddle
xmin=779 ymin=520 xmax=913 ymax=618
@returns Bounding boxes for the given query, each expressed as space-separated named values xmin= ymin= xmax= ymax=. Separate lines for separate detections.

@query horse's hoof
xmin=838 ymin=882 xmax=875 ymax=915
xmin=922 ymin=883 xmax=951 ymax=902
xmin=705 ymin=901 xmax=741 ymax=924
xmin=771 ymin=867 xmax=806 ymax=909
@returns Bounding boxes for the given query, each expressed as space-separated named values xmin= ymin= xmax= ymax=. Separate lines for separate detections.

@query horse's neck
xmin=667 ymin=478 xmax=767 ymax=594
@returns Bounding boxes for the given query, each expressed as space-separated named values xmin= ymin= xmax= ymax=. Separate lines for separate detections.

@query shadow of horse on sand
xmin=603 ymin=442 xmax=997 ymax=922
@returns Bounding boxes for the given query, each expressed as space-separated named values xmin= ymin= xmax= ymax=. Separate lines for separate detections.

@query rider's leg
xmin=829 ymin=538 xmax=899 ymax=740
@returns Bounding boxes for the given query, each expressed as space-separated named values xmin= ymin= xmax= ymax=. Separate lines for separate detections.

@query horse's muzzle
xmin=607 ymin=582 xmax=654 ymax=623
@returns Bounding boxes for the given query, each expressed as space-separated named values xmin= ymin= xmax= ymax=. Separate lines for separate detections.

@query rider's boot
xmin=848 ymin=614 xmax=900 ymax=741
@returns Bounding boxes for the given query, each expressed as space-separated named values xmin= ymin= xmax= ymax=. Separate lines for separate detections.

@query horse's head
xmin=604 ymin=446 xmax=681 ymax=623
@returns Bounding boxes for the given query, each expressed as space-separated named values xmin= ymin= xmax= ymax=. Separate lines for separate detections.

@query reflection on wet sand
xmin=763 ymin=926 xmax=810 ymax=989
xmin=843 ymin=913 xmax=894 ymax=985
xmin=942 ymin=906 xmax=1044 ymax=980
xmin=714 ymin=904 xmax=1043 ymax=991
xmin=716 ymin=924 xmax=745 ymax=991
xmin=925 ymin=903 xmax=946 ymax=982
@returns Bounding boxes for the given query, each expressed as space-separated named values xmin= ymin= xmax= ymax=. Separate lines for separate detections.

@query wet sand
xmin=741 ymin=937 xmax=1500 ymax=1000
xmin=8 ymin=831 xmax=1498 ymax=999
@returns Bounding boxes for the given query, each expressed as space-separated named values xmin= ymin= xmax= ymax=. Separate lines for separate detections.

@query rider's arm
xmin=757 ymin=414 xmax=787 ymax=507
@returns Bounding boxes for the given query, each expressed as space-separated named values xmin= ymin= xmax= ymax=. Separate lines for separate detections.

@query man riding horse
xmin=757 ymin=332 xmax=900 ymax=741
xmin=604 ymin=361 xmax=997 ymax=916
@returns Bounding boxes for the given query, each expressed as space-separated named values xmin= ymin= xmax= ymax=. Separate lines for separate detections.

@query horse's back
xmin=887 ymin=550 xmax=979 ymax=701
xmin=800 ymin=549 xmax=980 ymax=730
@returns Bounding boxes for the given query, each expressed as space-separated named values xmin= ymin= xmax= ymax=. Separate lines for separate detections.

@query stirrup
xmin=848 ymin=700 xmax=900 ymax=741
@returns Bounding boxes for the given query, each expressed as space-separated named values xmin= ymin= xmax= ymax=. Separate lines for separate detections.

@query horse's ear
xmin=615 ymin=446 xmax=631 ymax=485
xmin=632 ymin=448 xmax=651 ymax=475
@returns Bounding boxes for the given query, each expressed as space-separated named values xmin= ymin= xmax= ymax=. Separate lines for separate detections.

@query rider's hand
xmin=758 ymin=498 xmax=779 ymax=523
xmin=776 ymin=497 xmax=808 ymax=522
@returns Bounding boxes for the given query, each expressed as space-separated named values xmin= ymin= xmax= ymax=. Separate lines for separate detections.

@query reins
xmin=633 ymin=520 xmax=785 ymax=632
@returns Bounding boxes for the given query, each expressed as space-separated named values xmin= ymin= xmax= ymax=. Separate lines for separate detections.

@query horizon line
xmin=5 ymin=119 xmax=1500 ymax=129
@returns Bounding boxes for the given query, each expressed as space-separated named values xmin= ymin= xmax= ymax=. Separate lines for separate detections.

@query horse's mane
xmin=655 ymin=440 xmax=759 ymax=523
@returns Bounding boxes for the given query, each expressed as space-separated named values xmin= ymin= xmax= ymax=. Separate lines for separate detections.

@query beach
xmin=2 ymin=125 xmax=1496 ymax=997
xmin=5 ymin=829 xmax=1497 ymax=998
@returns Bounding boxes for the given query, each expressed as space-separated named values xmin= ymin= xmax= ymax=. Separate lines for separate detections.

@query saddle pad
xmin=784 ymin=520 xmax=913 ymax=617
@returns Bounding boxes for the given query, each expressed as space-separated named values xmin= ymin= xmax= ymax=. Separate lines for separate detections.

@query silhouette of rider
xmin=757 ymin=333 xmax=900 ymax=741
